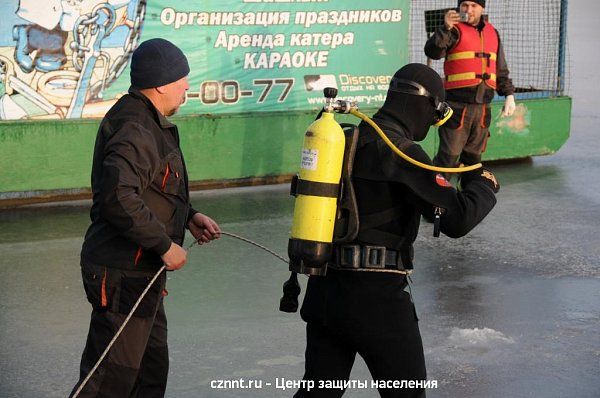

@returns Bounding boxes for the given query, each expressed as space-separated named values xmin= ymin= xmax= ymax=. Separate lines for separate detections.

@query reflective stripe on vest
xmin=444 ymin=22 xmax=499 ymax=90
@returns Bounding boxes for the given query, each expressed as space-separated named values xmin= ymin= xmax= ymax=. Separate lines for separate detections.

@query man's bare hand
xmin=188 ymin=213 xmax=221 ymax=245
xmin=161 ymin=242 xmax=187 ymax=270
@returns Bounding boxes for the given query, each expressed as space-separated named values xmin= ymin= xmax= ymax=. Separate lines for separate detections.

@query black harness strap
xmin=359 ymin=206 xmax=403 ymax=231
xmin=291 ymin=177 xmax=339 ymax=198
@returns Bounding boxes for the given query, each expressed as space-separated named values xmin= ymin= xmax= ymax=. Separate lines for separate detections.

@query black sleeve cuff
xmin=153 ymin=236 xmax=172 ymax=256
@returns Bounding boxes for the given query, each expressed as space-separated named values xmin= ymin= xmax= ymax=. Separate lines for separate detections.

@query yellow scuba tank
xmin=288 ymin=88 xmax=345 ymax=276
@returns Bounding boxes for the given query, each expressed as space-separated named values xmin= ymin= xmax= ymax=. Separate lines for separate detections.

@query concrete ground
xmin=0 ymin=2 xmax=598 ymax=397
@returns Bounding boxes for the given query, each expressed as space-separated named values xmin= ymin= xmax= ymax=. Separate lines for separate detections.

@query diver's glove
xmin=460 ymin=168 xmax=500 ymax=193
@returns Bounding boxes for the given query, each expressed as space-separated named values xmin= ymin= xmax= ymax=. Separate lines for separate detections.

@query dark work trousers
xmin=295 ymin=269 xmax=426 ymax=398
xmin=433 ymin=101 xmax=492 ymax=177
xmin=69 ymin=264 xmax=168 ymax=398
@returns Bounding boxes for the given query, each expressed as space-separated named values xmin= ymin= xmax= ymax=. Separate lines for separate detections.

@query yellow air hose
xmin=350 ymin=109 xmax=482 ymax=173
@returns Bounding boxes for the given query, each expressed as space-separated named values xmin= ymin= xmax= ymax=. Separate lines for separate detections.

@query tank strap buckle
xmin=337 ymin=245 xmax=361 ymax=269
xmin=362 ymin=245 xmax=386 ymax=269
xmin=336 ymin=245 xmax=387 ymax=269
xmin=335 ymin=245 xmax=408 ymax=271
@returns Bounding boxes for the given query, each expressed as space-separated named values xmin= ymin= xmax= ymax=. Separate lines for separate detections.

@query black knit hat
xmin=458 ymin=0 xmax=485 ymax=7
xmin=130 ymin=38 xmax=190 ymax=89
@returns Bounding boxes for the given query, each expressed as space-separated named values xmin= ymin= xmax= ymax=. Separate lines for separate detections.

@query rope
xmin=215 ymin=231 xmax=289 ymax=264
xmin=72 ymin=231 xmax=287 ymax=397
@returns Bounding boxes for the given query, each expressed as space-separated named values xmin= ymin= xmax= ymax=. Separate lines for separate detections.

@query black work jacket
xmin=352 ymin=119 xmax=497 ymax=258
xmin=424 ymin=20 xmax=515 ymax=104
xmin=81 ymin=88 xmax=196 ymax=271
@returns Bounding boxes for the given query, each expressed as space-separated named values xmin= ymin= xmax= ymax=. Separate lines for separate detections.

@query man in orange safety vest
xmin=425 ymin=0 xmax=516 ymax=175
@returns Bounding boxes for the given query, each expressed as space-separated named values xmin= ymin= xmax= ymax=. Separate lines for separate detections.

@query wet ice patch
xmin=448 ymin=327 xmax=515 ymax=348
xmin=232 ymin=368 xmax=265 ymax=378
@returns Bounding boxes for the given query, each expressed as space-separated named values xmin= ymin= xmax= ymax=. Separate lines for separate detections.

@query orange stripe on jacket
xmin=101 ymin=268 xmax=108 ymax=307
xmin=134 ymin=247 xmax=143 ymax=266
xmin=161 ymin=164 xmax=170 ymax=190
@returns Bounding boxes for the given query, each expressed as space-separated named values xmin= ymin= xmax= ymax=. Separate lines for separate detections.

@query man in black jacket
xmin=294 ymin=63 xmax=499 ymax=398
xmin=70 ymin=39 xmax=220 ymax=398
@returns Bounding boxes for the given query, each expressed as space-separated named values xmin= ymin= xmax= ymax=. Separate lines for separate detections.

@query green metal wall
xmin=0 ymin=97 xmax=570 ymax=202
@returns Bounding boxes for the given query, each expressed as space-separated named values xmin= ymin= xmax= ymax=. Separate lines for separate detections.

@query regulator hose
xmin=350 ymin=109 xmax=483 ymax=173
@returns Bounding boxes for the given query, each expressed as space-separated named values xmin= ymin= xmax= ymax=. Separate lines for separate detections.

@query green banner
xmin=0 ymin=0 xmax=409 ymax=119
